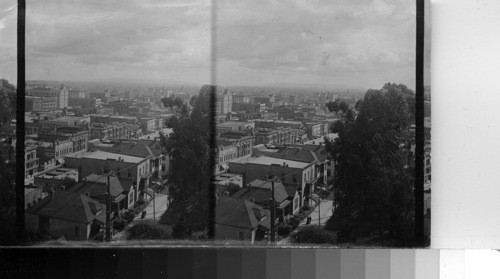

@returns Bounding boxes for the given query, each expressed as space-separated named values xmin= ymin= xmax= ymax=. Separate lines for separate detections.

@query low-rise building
xmin=64 ymin=150 xmax=150 ymax=202
xmin=215 ymin=196 xmax=271 ymax=244
xmin=69 ymin=174 xmax=136 ymax=212
xmin=25 ymin=190 xmax=107 ymax=241
xmin=33 ymin=166 xmax=79 ymax=192
xmin=228 ymin=155 xmax=318 ymax=208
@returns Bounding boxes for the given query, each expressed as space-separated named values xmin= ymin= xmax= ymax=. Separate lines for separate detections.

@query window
xmin=238 ymin=232 xmax=245 ymax=241
xmin=292 ymin=174 xmax=297 ymax=183
xmin=74 ymin=226 xmax=80 ymax=237
xmin=128 ymin=170 xmax=132 ymax=178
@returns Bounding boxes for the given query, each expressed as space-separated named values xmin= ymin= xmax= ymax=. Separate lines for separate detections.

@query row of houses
xmin=24 ymin=137 xmax=170 ymax=241
xmin=215 ymin=142 xmax=335 ymax=244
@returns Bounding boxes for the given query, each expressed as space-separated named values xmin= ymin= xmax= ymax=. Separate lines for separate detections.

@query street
xmin=299 ymin=198 xmax=334 ymax=227
xmin=111 ymin=193 xmax=169 ymax=241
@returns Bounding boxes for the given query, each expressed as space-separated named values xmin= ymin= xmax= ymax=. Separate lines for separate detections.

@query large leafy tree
xmin=0 ymin=79 xmax=17 ymax=245
xmin=158 ymin=85 xmax=215 ymax=238
xmin=324 ymin=83 xmax=415 ymax=246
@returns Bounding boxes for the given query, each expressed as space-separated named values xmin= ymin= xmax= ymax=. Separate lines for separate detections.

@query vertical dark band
xmin=16 ymin=0 xmax=27 ymax=243
xmin=415 ymin=0 xmax=425 ymax=247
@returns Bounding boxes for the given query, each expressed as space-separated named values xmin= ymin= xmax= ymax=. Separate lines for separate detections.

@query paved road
xmin=111 ymin=193 xmax=169 ymax=241
xmin=142 ymin=193 xmax=169 ymax=221
xmin=299 ymin=199 xmax=334 ymax=227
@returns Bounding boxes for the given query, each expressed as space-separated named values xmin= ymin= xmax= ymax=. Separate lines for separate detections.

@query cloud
xmin=23 ymin=0 xmax=211 ymax=83
xmin=215 ymin=0 xmax=416 ymax=88
xmin=0 ymin=0 xmax=420 ymax=89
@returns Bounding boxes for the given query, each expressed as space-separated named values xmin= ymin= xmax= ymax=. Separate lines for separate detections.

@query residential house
xmin=68 ymin=174 xmax=136 ymax=212
xmin=232 ymin=179 xmax=297 ymax=218
xmin=228 ymin=155 xmax=317 ymax=208
xmin=215 ymin=196 xmax=271 ymax=244
xmin=25 ymin=190 xmax=106 ymax=241
xmin=64 ymin=150 xmax=149 ymax=202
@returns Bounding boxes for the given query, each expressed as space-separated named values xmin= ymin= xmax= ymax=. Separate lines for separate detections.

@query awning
xmin=114 ymin=194 xmax=126 ymax=203
xmin=279 ymin=200 xmax=291 ymax=208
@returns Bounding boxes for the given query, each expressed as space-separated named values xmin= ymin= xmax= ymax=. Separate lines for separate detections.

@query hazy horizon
xmin=0 ymin=0 xmax=430 ymax=90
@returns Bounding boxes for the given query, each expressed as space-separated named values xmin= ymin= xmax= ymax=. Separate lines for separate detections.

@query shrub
xmin=286 ymin=216 xmax=300 ymax=229
xmin=291 ymin=226 xmax=337 ymax=244
xmin=278 ymin=224 xmax=293 ymax=236
xmin=127 ymin=221 xmax=173 ymax=240
xmin=113 ymin=218 xmax=127 ymax=231
xmin=123 ymin=211 xmax=136 ymax=223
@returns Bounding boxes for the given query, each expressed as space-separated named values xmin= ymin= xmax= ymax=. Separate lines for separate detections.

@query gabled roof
xmin=216 ymin=197 xmax=270 ymax=230
xmin=68 ymin=174 xmax=128 ymax=197
xmin=232 ymin=179 xmax=289 ymax=204
xmin=26 ymin=191 xmax=105 ymax=224
xmin=283 ymin=183 xmax=299 ymax=198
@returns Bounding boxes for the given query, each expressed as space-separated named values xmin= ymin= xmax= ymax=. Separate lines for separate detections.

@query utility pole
xmin=269 ymin=178 xmax=276 ymax=243
xmin=153 ymin=190 xmax=156 ymax=222
xmin=318 ymin=195 xmax=321 ymax=227
xmin=105 ymin=173 xmax=111 ymax=242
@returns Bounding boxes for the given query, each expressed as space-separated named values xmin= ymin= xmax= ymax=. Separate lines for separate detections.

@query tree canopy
xmin=0 ymin=79 xmax=17 ymax=245
xmin=158 ymin=85 xmax=215 ymax=238
xmin=324 ymin=83 xmax=415 ymax=246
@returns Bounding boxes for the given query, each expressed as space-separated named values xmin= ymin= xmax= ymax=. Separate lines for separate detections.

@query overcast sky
xmin=0 ymin=0 xmax=427 ymax=90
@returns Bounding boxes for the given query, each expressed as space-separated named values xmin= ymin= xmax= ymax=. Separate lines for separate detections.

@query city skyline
xmin=0 ymin=0 xmax=429 ymax=90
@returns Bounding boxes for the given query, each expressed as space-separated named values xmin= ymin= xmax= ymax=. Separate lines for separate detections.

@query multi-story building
xmin=219 ymin=132 xmax=254 ymax=158
xmin=64 ymin=150 xmax=151 ymax=202
xmin=254 ymin=119 xmax=303 ymax=129
xmin=217 ymin=121 xmax=254 ymax=134
xmin=228 ymin=155 xmax=318 ymax=208
xmin=254 ymin=127 xmax=296 ymax=145
xmin=232 ymin=102 xmax=263 ymax=113
xmin=89 ymin=139 xmax=168 ymax=181
xmin=68 ymin=89 xmax=85 ymax=99
xmin=139 ymin=117 xmax=156 ymax=134
xmin=304 ymin=122 xmax=322 ymax=139
xmin=90 ymin=122 xmax=131 ymax=140
xmin=38 ymin=116 xmax=90 ymax=133
xmin=91 ymin=115 xmax=138 ymax=125
xmin=25 ymin=96 xmax=58 ymax=112
xmin=68 ymin=97 xmax=97 ymax=108
xmin=232 ymin=95 xmax=254 ymax=103
xmin=217 ymin=144 xmax=238 ymax=171
xmin=37 ymin=127 xmax=90 ymax=154
xmin=25 ymin=144 xmax=39 ymax=180
xmin=27 ymin=85 xmax=68 ymax=109
xmin=25 ymin=96 xmax=42 ymax=112
xmin=36 ymin=139 xmax=74 ymax=165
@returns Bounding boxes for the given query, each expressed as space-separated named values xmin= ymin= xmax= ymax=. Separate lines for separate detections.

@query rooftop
xmin=68 ymin=150 xmax=145 ymax=163
xmin=233 ymin=155 xmax=310 ymax=169
xmin=26 ymin=191 xmax=106 ymax=224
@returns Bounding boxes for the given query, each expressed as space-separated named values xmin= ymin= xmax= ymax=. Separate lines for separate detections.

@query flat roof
xmin=234 ymin=155 xmax=310 ymax=169
xmin=71 ymin=150 xmax=144 ymax=163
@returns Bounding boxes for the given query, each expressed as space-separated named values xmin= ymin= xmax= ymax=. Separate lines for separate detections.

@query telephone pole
xmin=269 ymin=178 xmax=276 ymax=243
xmin=105 ymin=173 xmax=111 ymax=242
xmin=153 ymin=190 xmax=156 ymax=222
xmin=318 ymin=195 xmax=321 ymax=227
